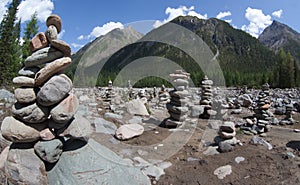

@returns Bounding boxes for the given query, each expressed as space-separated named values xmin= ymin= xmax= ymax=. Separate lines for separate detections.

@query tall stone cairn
xmin=165 ymin=70 xmax=190 ymax=127
xmin=253 ymin=83 xmax=272 ymax=133
xmin=199 ymin=75 xmax=214 ymax=118
xmin=1 ymin=15 xmax=90 ymax=184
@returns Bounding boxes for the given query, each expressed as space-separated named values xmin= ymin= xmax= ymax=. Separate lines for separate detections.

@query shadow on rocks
xmin=286 ymin=140 xmax=300 ymax=150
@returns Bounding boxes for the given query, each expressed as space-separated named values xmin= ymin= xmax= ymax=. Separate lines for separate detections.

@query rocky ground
xmin=0 ymin=87 xmax=300 ymax=184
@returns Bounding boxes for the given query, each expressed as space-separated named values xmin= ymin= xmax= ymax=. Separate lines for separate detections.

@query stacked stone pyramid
xmin=0 ymin=15 xmax=91 ymax=184
xmin=165 ymin=70 xmax=190 ymax=127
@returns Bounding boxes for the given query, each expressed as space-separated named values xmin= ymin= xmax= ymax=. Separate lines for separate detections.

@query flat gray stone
xmin=18 ymin=66 xmax=40 ymax=77
xmin=14 ymin=88 xmax=36 ymax=103
xmin=12 ymin=76 xmax=35 ymax=87
xmin=94 ymin=117 xmax=117 ymax=134
xmin=24 ymin=47 xmax=64 ymax=67
xmin=37 ymin=74 xmax=72 ymax=106
xmin=115 ymin=124 xmax=144 ymax=140
xmin=104 ymin=112 xmax=123 ymax=120
xmin=47 ymin=139 xmax=150 ymax=185
xmin=250 ymin=136 xmax=273 ymax=150
xmin=50 ymin=93 xmax=78 ymax=124
xmin=12 ymin=102 xmax=49 ymax=124
xmin=35 ymin=57 xmax=72 ymax=86
xmin=34 ymin=139 xmax=63 ymax=163
xmin=5 ymin=147 xmax=48 ymax=184
xmin=58 ymin=113 xmax=93 ymax=140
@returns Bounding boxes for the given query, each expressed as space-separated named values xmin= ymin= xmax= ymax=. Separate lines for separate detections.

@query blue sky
xmin=1 ymin=0 xmax=299 ymax=52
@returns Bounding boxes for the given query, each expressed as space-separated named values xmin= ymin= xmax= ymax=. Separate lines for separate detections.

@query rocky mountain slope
xmin=259 ymin=20 xmax=300 ymax=62
xmin=68 ymin=16 xmax=279 ymax=87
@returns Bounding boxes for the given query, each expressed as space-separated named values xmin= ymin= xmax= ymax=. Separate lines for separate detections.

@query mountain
xmin=259 ymin=20 xmax=300 ymax=62
xmin=67 ymin=26 xmax=143 ymax=84
xmin=67 ymin=16 xmax=278 ymax=87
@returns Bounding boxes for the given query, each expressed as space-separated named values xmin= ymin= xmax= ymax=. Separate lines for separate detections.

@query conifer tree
xmin=22 ymin=12 xmax=38 ymax=61
xmin=0 ymin=0 xmax=21 ymax=85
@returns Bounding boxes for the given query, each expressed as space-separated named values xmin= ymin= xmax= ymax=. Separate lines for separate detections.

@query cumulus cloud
xmin=78 ymin=21 xmax=124 ymax=40
xmin=241 ymin=7 xmax=272 ymax=38
xmin=153 ymin=6 xmax=207 ymax=28
xmin=216 ymin=11 xmax=231 ymax=19
xmin=0 ymin=0 xmax=12 ymax=22
xmin=272 ymin=9 xmax=283 ymax=18
xmin=71 ymin=43 xmax=84 ymax=49
xmin=17 ymin=0 xmax=54 ymax=23
xmin=77 ymin=35 xmax=84 ymax=40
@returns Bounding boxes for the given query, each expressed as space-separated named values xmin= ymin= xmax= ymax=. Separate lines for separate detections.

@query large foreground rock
xmin=37 ymin=74 xmax=72 ymax=106
xmin=1 ymin=117 xmax=45 ymax=143
xmin=126 ymin=99 xmax=149 ymax=116
xmin=47 ymin=139 xmax=150 ymax=185
xmin=5 ymin=147 xmax=48 ymax=184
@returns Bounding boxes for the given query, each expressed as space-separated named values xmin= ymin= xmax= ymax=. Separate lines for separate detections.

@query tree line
xmin=0 ymin=0 xmax=38 ymax=87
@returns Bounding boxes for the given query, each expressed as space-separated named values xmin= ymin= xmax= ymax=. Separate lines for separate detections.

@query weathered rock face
xmin=24 ymin=47 xmax=64 ymax=67
xmin=47 ymin=139 xmax=151 ymax=185
xmin=14 ymin=88 xmax=36 ymax=103
xmin=1 ymin=117 xmax=45 ymax=143
xmin=115 ymin=124 xmax=144 ymax=140
xmin=50 ymin=93 xmax=79 ymax=123
xmin=30 ymin=32 xmax=49 ymax=52
xmin=34 ymin=139 xmax=63 ymax=163
xmin=126 ymin=99 xmax=149 ymax=116
xmin=35 ymin=57 xmax=72 ymax=86
xmin=12 ymin=102 xmax=49 ymax=124
xmin=5 ymin=147 xmax=48 ymax=185
xmin=37 ymin=74 xmax=72 ymax=106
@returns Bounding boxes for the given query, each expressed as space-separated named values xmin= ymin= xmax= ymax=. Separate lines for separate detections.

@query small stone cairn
xmin=253 ymin=83 xmax=272 ymax=133
xmin=165 ymin=70 xmax=190 ymax=127
xmin=216 ymin=121 xmax=240 ymax=153
xmin=199 ymin=75 xmax=214 ymax=118
xmin=103 ymin=80 xmax=115 ymax=109
xmin=281 ymin=103 xmax=295 ymax=124
xmin=158 ymin=84 xmax=170 ymax=104
xmin=1 ymin=15 xmax=90 ymax=184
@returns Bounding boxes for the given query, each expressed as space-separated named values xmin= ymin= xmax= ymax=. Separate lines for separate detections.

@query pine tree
xmin=0 ymin=0 xmax=21 ymax=85
xmin=22 ymin=12 xmax=38 ymax=61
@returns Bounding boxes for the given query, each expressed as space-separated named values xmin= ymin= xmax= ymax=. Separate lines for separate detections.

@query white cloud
xmin=0 ymin=0 xmax=12 ymax=22
xmin=86 ymin=21 xmax=124 ymax=39
xmin=272 ymin=9 xmax=283 ymax=18
xmin=17 ymin=0 xmax=54 ymax=23
xmin=77 ymin=35 xmax=84 ymax=40
xmin=58 ymin=29 xmax=65 ymax=39
xmin=154 ymin=6 xmax=207 ymax=28
xmin=241 ymin=7 xmax=272 ymax=38
xmin=216 ymin=11 xmax=231 ymax=19
xmin=71 ymin=43 xmax=84 ymax=49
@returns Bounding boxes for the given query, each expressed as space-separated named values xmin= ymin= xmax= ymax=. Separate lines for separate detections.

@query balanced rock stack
xmin=253 ymin=83 xmax=272 ymax=133
xmin=200 ymin=75 xmax=214 ymax=118
xmin=158 ymin=84 xmax=170 ymax=104
xmin=165 ymin=70 xmax=190 ymax=127
xmin=216 ymin=121 xmax=240 ymax=153
xmin=281 ymin=103 xmax=294 ymax=125
xmin=0 ymin=15 xmax=90 ymax=184
xmin=103 ymin=80 xmax=115 ymax=109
